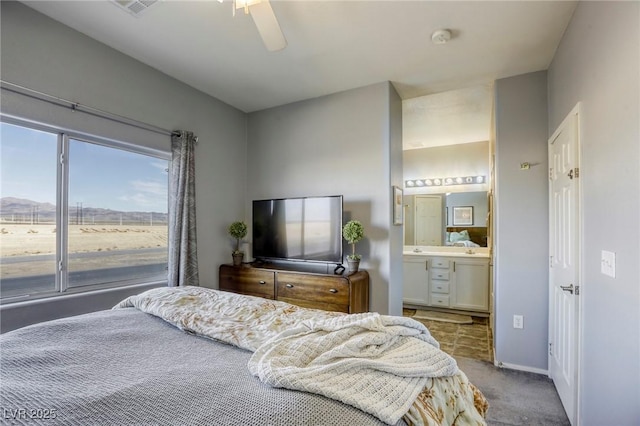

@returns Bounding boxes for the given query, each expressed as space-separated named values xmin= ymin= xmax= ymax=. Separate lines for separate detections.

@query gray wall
xmin=548 ymin=2 xmax=640 ymax=423
xmin=494 ymin=71 xmax=549 ymax=370
xmin=0 ymin=2 xmax=247 ymax=331
xmin=446 ymin=192 xmax=488 ymax=228
xmin=387 ymin=84 xmax=404 ymax=315
xmin=246 ymin=82 xmax=404 ymax=315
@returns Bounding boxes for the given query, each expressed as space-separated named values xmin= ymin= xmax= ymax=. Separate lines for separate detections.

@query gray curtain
xmin=168 ymin=131 xmax=199 ymax=287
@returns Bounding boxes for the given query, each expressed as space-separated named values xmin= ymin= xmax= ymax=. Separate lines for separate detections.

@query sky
xmin=0 ymin=122 xmax=168 ymax=213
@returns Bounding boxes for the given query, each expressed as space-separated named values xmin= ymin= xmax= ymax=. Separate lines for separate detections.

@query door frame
xmin=548 ymin=102 xmax=583 ymax=424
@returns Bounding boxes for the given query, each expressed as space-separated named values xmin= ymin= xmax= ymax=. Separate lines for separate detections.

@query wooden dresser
xmin=219 ymin=264 xmax=369 ymax=313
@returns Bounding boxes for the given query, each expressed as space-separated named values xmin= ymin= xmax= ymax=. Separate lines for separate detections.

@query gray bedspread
xmin=0 ymin=308 xmax=398 ymax=425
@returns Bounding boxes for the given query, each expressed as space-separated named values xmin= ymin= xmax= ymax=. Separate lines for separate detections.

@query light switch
xmin=601 ymin=250 xmax=616 ymax=278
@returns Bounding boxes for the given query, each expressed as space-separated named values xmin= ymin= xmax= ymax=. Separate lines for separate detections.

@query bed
xmin=0 ymin=287 xmax=488 ymax=425
xmin=445 ymin=227 xmax=488 ymax=247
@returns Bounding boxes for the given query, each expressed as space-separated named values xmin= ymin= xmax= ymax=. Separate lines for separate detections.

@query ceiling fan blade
xmin=249 ymin=0 xmax=287 ymax=52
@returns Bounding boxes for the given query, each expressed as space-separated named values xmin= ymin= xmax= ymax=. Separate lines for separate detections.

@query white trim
xmin=575 ymin=103 xmax=584 ymax=426
xmin=495 ymin=360 xmax=549 ymax=376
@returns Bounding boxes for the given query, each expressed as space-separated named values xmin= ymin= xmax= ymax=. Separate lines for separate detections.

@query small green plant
xmin=228 ymin=221 xmax=248 ymax=253
xmin=342 ymin=220 xmax=364 ymax=260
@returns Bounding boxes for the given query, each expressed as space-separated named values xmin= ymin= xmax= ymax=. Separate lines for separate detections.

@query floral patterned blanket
xmin=115 ymin=286 xmax=488 ymax=425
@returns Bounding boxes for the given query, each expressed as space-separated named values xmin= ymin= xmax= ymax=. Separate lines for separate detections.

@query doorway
xmin=548 ymin=103 xmax=581 ymax=424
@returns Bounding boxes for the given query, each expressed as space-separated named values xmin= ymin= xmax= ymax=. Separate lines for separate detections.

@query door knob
xmin=560 ymin=284 xmax=574 ymax=294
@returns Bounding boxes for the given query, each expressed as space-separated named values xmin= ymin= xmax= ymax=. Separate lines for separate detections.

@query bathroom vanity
xmin=403 ymin=246 xmax=490 ymax=313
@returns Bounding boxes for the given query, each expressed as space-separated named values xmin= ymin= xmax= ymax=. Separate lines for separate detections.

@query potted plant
xmin=228 ymin=221 xmax=248 ymax=266
xmin=342 ymin=220 xmax=364 ymax=273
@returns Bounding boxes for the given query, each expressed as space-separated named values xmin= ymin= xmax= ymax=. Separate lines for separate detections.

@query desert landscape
xmin=1 ymin=224 xmax=167 ymax=278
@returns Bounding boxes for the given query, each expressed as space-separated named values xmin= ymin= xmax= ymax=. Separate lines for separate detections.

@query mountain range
xmin=0 ymin=197 xmax=167 ymax=224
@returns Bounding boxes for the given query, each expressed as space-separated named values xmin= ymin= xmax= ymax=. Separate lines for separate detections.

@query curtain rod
xmin=1 ymin=80 xmax=178 ymax=138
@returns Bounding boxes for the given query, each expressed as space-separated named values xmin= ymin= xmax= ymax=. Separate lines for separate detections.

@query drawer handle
xmin=286 ymin=284 xmax=294 ymax=288
xmin=258 ymin=280 xmax=266 ymax=285
xmin=329 ymin=288 xmax=338 ymax=293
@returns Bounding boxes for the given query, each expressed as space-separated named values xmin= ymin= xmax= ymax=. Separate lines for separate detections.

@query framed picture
xmin=452 ymin=206 xmax=474 ymax=226
xmin=393 ymin=186 xmax=403 ymax=225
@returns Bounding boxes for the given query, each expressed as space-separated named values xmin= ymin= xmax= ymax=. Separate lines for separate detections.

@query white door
xmin=415 ymin=195 xmax=442 ymax=246
xmin=548 ymin=104 xmax=581 ymax=424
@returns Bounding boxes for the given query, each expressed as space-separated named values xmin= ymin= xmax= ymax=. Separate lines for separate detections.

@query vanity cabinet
xmin=402 ymin=256 xmax=429 ymax=305
xmin=450 ymin=258 xmax=490 ymax=311
xmin=403 ymin=254 xmax=489 ymax=313
xmin=429 ymin=257 xmax=451 ymax=308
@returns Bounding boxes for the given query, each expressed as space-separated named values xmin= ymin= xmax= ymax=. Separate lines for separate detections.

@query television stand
xmin=219 ymin=264 xmax=369 ymax=313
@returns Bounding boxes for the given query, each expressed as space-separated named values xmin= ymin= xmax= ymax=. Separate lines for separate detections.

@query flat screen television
xmin=252 ymin=195 xmax=343 ymax=264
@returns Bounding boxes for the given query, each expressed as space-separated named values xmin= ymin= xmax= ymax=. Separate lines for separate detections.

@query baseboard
xmin=494 ymin=360 xmax=549 ymax=376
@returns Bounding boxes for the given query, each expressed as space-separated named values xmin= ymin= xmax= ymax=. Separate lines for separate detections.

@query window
xmin=0 ymin=124 xmax=58 ymax=298
xmin=0 ymin=120 xmax=169 ymax=301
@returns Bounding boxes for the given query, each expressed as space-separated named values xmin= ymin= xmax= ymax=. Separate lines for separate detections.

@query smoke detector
xmin=431 ymin=29 xmax=452 ymax=44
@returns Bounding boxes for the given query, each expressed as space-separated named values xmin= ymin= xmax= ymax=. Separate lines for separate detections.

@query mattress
xmin=0 ymin=308 xmax=396 ymax=425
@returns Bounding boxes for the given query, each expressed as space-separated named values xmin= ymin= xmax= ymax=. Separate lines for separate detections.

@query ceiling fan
xmin=228 ymin=0 xmax=287 ymax=52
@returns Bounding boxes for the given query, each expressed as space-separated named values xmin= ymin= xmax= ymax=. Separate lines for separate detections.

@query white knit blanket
xmin=115 ymin=287 xmax=459 ymax=425
xmin=248 ymin=313 xmax=458 ymax=424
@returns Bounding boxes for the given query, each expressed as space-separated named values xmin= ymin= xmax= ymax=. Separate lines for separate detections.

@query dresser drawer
xmin=430 ymin=270 xmax=450 ymax=281
xmin=219 ymin=265 xmax=275 ymax=299
xmin=277 ymin=272 xmax=349 ymax=307
xmin=430 ymin=294 xmax=450 ymax=307
xmin=431 ymin=281 xmax=450 ymax=294
xmin=430 ymin=258 xmax=450 ymax=269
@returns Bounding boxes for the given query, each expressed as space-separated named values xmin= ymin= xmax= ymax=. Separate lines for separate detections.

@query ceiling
xmin=21 ymin=1 xmax=576 ymax=148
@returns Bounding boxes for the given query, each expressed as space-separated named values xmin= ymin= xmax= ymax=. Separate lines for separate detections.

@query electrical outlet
xmin=513 ymin=315 xmax=524 ymax=329
xmin=601 ymin=250 xmax=616 ymax=278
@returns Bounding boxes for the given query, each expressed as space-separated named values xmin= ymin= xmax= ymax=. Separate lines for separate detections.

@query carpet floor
xmin=456 ymin=357 xmax=570 ymax=425
xmin=403 ymin=308 xmax=570 ymax=425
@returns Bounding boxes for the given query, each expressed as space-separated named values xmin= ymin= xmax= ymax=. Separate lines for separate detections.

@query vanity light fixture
xmin=404 ymin=175 xmax=487 ymax=188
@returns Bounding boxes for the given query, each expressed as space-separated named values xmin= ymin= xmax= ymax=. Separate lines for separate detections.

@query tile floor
xmin=403 ymin=308 xmax=493 ymax=362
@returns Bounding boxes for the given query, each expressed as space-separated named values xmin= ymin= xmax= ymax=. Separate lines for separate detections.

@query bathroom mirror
xmin=404 ymin=191 xmax=489 ymax=247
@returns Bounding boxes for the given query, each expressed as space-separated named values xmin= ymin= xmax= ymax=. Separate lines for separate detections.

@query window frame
xmin=1 ymin=115 xmax=170 ymax=304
